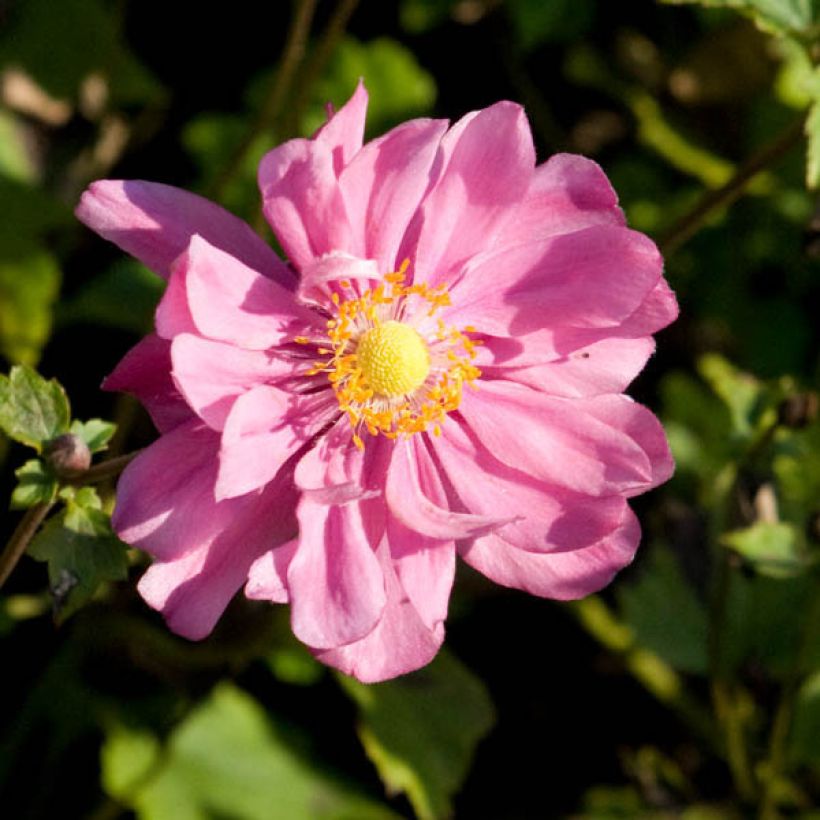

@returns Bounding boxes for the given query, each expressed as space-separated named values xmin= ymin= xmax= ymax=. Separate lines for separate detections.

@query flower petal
xmin=182 ymin=234 xmax=314 ymax=350
xmin=445 ymin=225 xmax=663 ymax=336
xmin=339 ymin=117 xmax=448 ymax=272
xmin=385 ymin=437 xmax=511 ymax=539
xmin=459 ymin=505 xmax=640 ymax=600
xmin=288 ymin=497 xmax=386 ymax=650
xmin=433 ymin=417 xmax=626 ymax=553
xmin=458 ymin=381 xmax=658 ymax=496
xmin=314 ymin=543 xmax=444 ymax=683
xmin=312 ymin=79 xmax=368 ymax=174
xmin=138 ymin=464 xmax=298 ymax=639
xmin=245 ymin=539 xmax=298 ymax=603
xmin=76 ymin=180 xmax=293 ymax=284
xmin=403 ymin=101 xmax=535 ymax=286
xmin=103 ymin=334 xmax=193 ymax=433
xmin=171 ymin=333 xmax=300 ymax=429
xmin=216 ymin=384 xmax=336 ymax=500
xmin=297 ymin=251 xmax=381 ymax=312
xmin=494 ymin=153 xmax=625 ymax=248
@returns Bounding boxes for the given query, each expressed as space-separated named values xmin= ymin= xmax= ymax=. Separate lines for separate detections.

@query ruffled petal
xmin=459 ymin=505 xmax=641 ymax=600
xmin=432 ymin=418 xmax=626 ymax=553
xmin=137 ymin=463 xmax=298 ymax=639
xmin=171 ymin=334 xmax=300 ymax=429
xmin=402 ymin=101 xmax=535 ymax=286
xmin=288 ymin=497 xmax=386 ymax=650
xmin=76 ymin=180 xmax=292 ymax=285
xmin=314 ymin=543 xmax=444 ymax=683
xmin=216 ymin=384 xmax=336 ymax=500
xmin=296 ymin=251 xmax=381 ymax=312
xmin=458 ymin=380 xmax=659 ymax=496
xmin=182 ymin=235 xmax=315 ymax=350
xmin=102 ymin=334 xmax=193 ymax=433
xmin=245 ymin=539 xmax=298 ymax=603
xmin=494 ymin=153 xmax=625 ymax=248
xmin=339 ymin=117 xmax=448 ymax=272
xmin=444 ymin=225 xmax=663 ymax=336
xmin=312 ymin=79 xmax=368 ymax=174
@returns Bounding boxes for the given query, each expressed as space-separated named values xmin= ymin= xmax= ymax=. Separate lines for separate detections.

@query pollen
xmin=300 ymin=260 xmax=481 ymax=446
xmin=356 ymin=321 xmax=430 ymax=398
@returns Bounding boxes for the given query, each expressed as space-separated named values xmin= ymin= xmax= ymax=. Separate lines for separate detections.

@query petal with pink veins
xmin=76 ymin=180 xmax=293 ymax=285
xmin=103 ymin=334 xmax=193 ymax=433
xmin=288 ymin=497 xmax=386 ymax=650
xmin=459 ymin=505 xmax=641 ymax=601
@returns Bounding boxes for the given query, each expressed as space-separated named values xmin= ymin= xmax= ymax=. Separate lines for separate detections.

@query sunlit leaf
xmin=10 ymin=459 xmax=57 ymax=509
xmin=69 ymin=418 xmax=116 ymax=454
xmin=27 ymin=486 xmax=127 ymax=620
xmin=722 ymin=521 xmax=812 ymax=577
xmin=659 ymin=0 xmax=820 ymax=38
xmin=0 ymin=364 xmax=70 ymax=451
xmin=102 ymin=683 xmax=400 ymax=820
xmin=338 ymin=650 xmax=495 ymax=820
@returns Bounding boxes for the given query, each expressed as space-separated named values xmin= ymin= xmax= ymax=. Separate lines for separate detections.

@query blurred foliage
xmin=1 ymin=0 xmax=820 ymax=818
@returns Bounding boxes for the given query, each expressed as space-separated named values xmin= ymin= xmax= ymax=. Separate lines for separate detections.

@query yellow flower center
xmin=298 ymin=261 xmax=481 ymax=450
xmin=356 ymin=320 xmax=430 ymax=398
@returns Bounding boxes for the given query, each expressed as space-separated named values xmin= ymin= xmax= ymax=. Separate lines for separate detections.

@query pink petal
xmin=76 ymin=180 xmax=293 ymax=285
xmin=138 ymin=465 xmax=298 ymax=639
xmin=458 ymin=380 xmax=657 ymax=496
xmin=288 ymin=497 xmax=386 ymax=650
xmin=432 ymin=418 xmax=626 ymax=553
xmin=102 ymin=334 xmax=193 ymax=433
xmin=182 ymin=235 xmax=314 ymax=350
xmin=339 ymin=117 xmax=448 ymax=272
xmin=494 ymin=153 xmax=625 ymax=248
xmin=445 ymin=225 xmax=663 ymax=337
xmin=459 ymin=505 xmax=641 ymax=600
xmin=217 ymin=384 xmax=336 ymax=500
xmin=154 ymin=260 xmax=197 ymax=338
xmin=258 ymin=137 xmax=356 ymax=271
xmin=171 ymin=333 xmax=300 ymax=429
xmin=314 ymin=543 xmax=444 ymax=683
xmin=401 ymin=101 xmax=535 ymax=286
xmin=312 ymin=80 xmax=368 ymax=175
xmin=245 ymin=539 xmax=298 ymax=603
xmin=297 ymin=251 xmax=381 ymax=312
xmin=385 ymin=437 xmax=511 ymax=539
xmin=479 ymin=336 xmax=656 ymax=397
xmin=113 ymin=421 xmax=251 ymax=562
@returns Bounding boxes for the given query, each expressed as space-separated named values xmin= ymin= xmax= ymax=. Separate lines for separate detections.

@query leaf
xmin=338 ymin=650 xmax=495 ymax=820
xmin=805 ymin=99 xmax=820 ymax=188
xmin=658 ymin=0 xmax=820 ymax=38
xmin=0 ymin=250 xmax=61 ymax=366
xmin=722 ymin=521 xmax=812 ymax=578
xmin=0 ymin=364 xmax=70 ymax=451
xmin=11 ymin=459 xmax=57 ymax=509
xmin=790 ymin=670 xmax=820 ymax=764
xmin=102 ymin=683 xmax=400 ymax=820
xmin=506 ymin=0 xmax=596 ymax=50
xmin=618 ymin=545 xmax=710 ymax=674
xmin=27 ymin=487 xmax=128 ymax=620
xmin=70 ymin=418 xmax=117 ymax=454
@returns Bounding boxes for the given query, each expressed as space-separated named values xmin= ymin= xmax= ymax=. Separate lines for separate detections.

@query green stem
xmin=660 ymin=115 xmax=805 ymax=256
xmin=209 ymin=0 xmax=319 ymax=200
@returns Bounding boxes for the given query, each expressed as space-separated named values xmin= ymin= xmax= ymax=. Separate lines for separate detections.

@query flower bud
xmin=777 ymin=392 xmax=819 ymax=429
xmin=44 ymin=433 xmax=92 ymax=478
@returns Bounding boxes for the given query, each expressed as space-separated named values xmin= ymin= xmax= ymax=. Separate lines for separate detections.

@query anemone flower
xmin=76 ymin=82 xmax=676 ymax=682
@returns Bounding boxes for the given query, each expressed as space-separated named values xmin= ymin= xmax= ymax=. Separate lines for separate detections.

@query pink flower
xmin=76 ymin=83 xmax=676 ymax=682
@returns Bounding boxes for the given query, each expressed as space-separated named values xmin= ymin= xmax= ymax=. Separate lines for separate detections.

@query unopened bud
xmin=44 ymin=433 xmax=91 ymax=478
xmin=777 ymin=392 xmax=819 ymax=429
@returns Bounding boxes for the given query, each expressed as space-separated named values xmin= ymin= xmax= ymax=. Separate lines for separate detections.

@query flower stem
xmin=209 ymin=0 xmax=319 ymax=200
xmin=0 ymin=449 xmax=139 ymax=592
xmin=659 ymin=115 xmax=806 ymax=256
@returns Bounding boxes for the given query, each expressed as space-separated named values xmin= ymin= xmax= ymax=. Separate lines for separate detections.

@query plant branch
xmin=67 ymin=450 xmax=140 ymax=485
xmin=660 ymin=115 xmax=806 ymax=256
xmin=0 ymin=501 xmax=54 ymax=590
xmin=209 ymin=0 xmax=319 ymax=199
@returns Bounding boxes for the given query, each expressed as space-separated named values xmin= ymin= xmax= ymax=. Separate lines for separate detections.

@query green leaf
xmin=69 ymin=418 xmax=117 ymax=454
xmin=658 ymin=0 xmax=820 ymax=38
xmin=27 ymin=487 xmax=128 ymax=620
xmin=338 ymin=650 xmax=495 ymax=820
xmin=506 ymin=0 xmax=596 ymax=50
xmin=11 ymin=459 xmax=57 ymax=509
xmin=790 ymin=670 xmax=820 ymax=764
xmin=618 ymin=545 xmax=710 ymax=674
xmin=102 ymin=683 xmax=400 ymax=820
xmin=0 ymin=250 xmax=61 ymax=366
xmin=0 ymin=112 xmax=38 ymax=183
xmin=0 ymin=364 xmax=70 ymax=451
xmin=805 ymin=99 xmax=820 ymax=188
xmin=722 ymin=521 xmax=812 ymax=577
